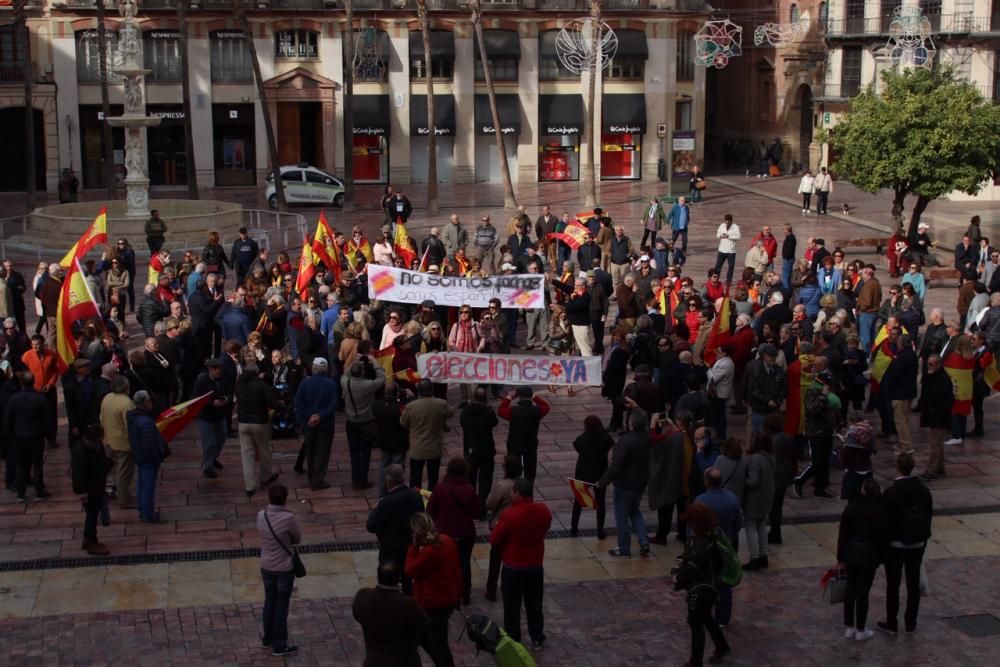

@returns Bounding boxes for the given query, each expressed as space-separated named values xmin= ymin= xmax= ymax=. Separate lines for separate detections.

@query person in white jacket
xmin=797 ymin=171 xmax=815 ymax=214
xmin=713 ymin=214 xmax=741 ymax=284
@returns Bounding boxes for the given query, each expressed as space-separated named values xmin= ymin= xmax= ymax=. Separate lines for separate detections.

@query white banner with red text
xmin=417 ymin=351 xmax=602 ymax=386
xmin=367 ymin=265 xmax=546 ymax=309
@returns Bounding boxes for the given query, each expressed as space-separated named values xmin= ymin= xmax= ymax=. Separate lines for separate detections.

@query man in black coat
xmin=918 ymin=354 xmax=954 ymax=481
xmin=881 ymin=334 xmax=918 ymax=455
xmin=878 ymin=452 xmax=933 ymax=636
xmin=229 ymin=227 xmax=260 ymax=284
xmin=188 ymin=279 xmax=225 ymax=362
xmin=71 ymin=424 xmax=113 ymax=555
xmin=2 ymin=260 xmax=27 ymax=332
xmin=497 ymin=387 xmax=550 ymax=483
xmin=352 ymin=561 xmax=429 ymax=666
xmin=3 ymin=371 xmax=54 ymax=501
xmin=366 ymin=464 xmax=424 ymax=594
xmin=385 ymin=192 xmax=413 ymax=224
xmin=62 ymin=357 xmax=103 ymax=445
xmin=460 ymin=387 xmax=499 ymax=508
xmin=597 ymin=409 xmax=652 ymax=558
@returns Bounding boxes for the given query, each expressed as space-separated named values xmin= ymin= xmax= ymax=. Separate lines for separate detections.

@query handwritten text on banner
xmin=417 ymin=352 xmax=601 ymax=386
xmin=368 ymin=266 xmax=546 ymax=309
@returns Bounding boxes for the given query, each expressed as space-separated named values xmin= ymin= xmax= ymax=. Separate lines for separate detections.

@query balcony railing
xmin=827 ymin=13 xmax=1000 ymax=37
xmin=0 ymin=63 xmax=25 ymax=82
xmin=814 ymin=82 xmax=862 ymax=101
xmin=271 ymin=0 xmax=326 ymax=7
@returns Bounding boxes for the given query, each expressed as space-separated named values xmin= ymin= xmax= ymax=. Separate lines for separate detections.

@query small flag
xmin=545 ymin=220 xmax=591 ymax=250
xmin=156 ymin=392 xmax=214 ymax=443
xmin=944 ymin=353 xmax=975 ymax=416
xmin=296 ymin=233 xmax=317 ymax=301
xmin=393 ymin=217 xmax=417 ymax=268
xmin=55 ymin=258 xmax=102 ymax=373
xmin=568 ymin=478 xmax=597 ymax=510
xmin=702 ymin=296 xmax=732 ymax=367
xmin=312 ymin=211 xmax=342 ymax=283
xmin=373 ymin=345 xmax=420 ymax=386
xmin=417 ymin=245 xmax=431 ymax=273
xmin=59 ymin=207 xmax=108 ymax=268
xmin=983 ymin=351 xmax=1000 ymax=391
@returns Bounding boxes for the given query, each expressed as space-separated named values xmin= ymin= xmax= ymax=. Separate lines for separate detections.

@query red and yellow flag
xmin=311 ymin=211 xmax=342 ymax=283
xmin=347 ymin=237 xmax=373 ymax=265
xmin=59 ymin=207 xmax=108 ymax=268
xmin=702 ymin=297 xmax=732 ymax=367
xmin=983 ymin=351 xmax=1000 ymax=392
xmin=545 ymin=219 xmax=591 ymax=251
xmin=568 ymin=478 xmax=597 ymax=509
xmin=393 ymin=217 xmax=417 ymax=268
xmin=156 ymin=392 xmax=214 ymax=442
xmin=373 ymin=345 xmax=421 ymax=386
xmin=869 ymin=340 xmax=895 ymax=392
xmin=55 ymin=258 xmax=101 ymax=373
xmin=944 ymin=353 xmax=975 ymax=416
xmin=295 ymin=234 xmax=317 ymax=301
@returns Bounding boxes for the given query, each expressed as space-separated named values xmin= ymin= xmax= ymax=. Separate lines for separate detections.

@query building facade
xmin=1 ymin=0 xmax=710 ymax=194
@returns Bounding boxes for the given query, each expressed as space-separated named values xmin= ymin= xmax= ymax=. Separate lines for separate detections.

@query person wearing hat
xmin=145 ymin=209 xmax=167 ymax=255
xmin=193 ymin=358 xmax=230 ymax=479
xmin=127 ymin=390 xmax=168 ymax=522
xmin=908 ymin=222 xmax=936 ymax=267
xmin=744 ymin=343 xmax=786 ymax=436
xmin=293 ymin=358 xmax=340 ymax=491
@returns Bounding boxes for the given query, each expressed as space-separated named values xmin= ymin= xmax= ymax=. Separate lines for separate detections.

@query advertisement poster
xmin=672 ymin=130 xmax=697 ymax=179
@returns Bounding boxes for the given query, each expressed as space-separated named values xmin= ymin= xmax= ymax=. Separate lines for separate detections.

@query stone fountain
xmin=106 ymin=0 xmax=160 ymax=218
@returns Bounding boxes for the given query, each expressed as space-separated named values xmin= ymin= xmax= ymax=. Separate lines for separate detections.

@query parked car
xmin=265 ymin=164 xmax=346 ymax=209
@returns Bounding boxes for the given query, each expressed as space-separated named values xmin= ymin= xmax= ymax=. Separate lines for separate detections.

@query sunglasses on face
xmin=461 ymin=310 xmax=471 ymax=315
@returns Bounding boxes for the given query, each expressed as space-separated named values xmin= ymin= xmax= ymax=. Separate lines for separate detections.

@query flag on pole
xmin=59 ymin=207 xmax=108 ymax=268
xmin=311 ymin=211 xmax=342 ymax=283
xmin=545 ymin=219 xmax=591 ymax=250
xmin=943 ymin=353 xmax=974 ymax=416
xmin=393 ymin=217 xmax=417 ymax=268
xmin=702 ymin=297 xmax=732 ymax=367
xmin=416 ymin=245 xmax=431 ymax=273
xmin=568 ymin=478 xmax=597 ymax=509
xmin=55 ymin=258 xmax=101 ymax=373
xmin=295 ymin=233 xmax=317 ymax=301
xmin=156 ymin=392 xmax=214 ymax=442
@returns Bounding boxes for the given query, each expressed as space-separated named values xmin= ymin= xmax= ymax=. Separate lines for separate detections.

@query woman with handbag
xmin=105 ymin=258 xmax=130 ymax=309
xmin=836 ymin=478 xmax=888 ymax=641
xmin=201 ymin=230 xmax=229 ymax=279
xmin=257 ymin=484 xmax=303 ymax=657
xmin=689 ymin=165 xmax=706 ymax=203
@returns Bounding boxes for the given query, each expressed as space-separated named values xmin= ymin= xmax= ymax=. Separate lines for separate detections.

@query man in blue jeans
xmin=695 ymin=467 xmax=743 ymax=626
xmin=192 ymin=358 xmax=229 ymax=478
xmin=598 ymin=409 xmax=651 ymax=558
xmin=667 ymin=196 xmax=692 ymax=254
xmin=257 ymin=484 xmax=301 ymax=657
xmin=781 ymin=225 xmax=797 ymax=291
xmin=126 ymin=390 xmax=168 ymax=523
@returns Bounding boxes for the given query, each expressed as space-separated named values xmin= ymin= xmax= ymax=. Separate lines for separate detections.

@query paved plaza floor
xmin=2 ymin=176 xmax=1000 ymax=663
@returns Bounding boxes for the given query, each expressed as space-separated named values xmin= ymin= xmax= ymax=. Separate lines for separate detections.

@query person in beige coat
xmin=99 ymin=375 xmax=137 ymax=509
xmin=400 ymin=378 xmax=456 ymax=491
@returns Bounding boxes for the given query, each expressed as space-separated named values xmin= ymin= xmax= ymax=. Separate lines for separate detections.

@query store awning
xmin=474 ymin=95 xmax=521 ymax=136
xmin=615 ymin=29 xmax=649 ymax=59
xmin=351 ymin=95 xmax=390 ymax=137
xmin=602 ymin=94 xmax=646 ymax=134
xmin=409 ymin=31 xmax=456 ymax=61
xmin=410 ymin=95 xmax=456 ymax=136
xmin=539 ymin=94 xmax=584 ymax=136
xmin=474 ymin=30 xmax=521 ymax=60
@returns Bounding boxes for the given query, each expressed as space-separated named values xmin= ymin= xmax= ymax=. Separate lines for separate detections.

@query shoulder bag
xmin=263 ymin=511 xmax=306 ymax=578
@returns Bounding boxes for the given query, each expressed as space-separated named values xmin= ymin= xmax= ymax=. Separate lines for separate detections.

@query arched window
xmin=676 ymin=29 xmax=694 ymax=82
xmin=790 ymin=4 xmax=800 ymax=23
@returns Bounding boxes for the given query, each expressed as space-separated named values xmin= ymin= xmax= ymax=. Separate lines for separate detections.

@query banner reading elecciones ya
xmin=367 ymin=266 xmax=546 ymax=309
xmin=417 ymin=351 xmax=601 ymax=386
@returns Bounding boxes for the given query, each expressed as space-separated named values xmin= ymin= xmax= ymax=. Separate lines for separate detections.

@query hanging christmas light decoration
xmin=886 ymin=6 xmax=936 ymax=69
xmin=694 ymin=19 xmax=743 ymax=69
xmin=555 ymin=18 xmax=619 ymax=74
xmin=753 ymin=12 xmax=810 ymax=47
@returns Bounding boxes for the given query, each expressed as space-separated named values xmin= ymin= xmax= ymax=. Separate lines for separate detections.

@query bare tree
xmin=469 ymin=0 xmax=517 ymax=210
xmin=341 ymin=0 xmax=355 ymax=209
xmin=582 ymin=0 xmax=603 ymax=209
xmin=95 ymin=0 xmax=115 ymax=199
xmin=15 ymin=0 xmax=35 ymax=209
xmin=232 ymin=0 xmax=286 ymax=210
xmin=416 ymin=0 xmax=438 ymax=214
xmin=178 ymin=0 xmax=198 ymax=198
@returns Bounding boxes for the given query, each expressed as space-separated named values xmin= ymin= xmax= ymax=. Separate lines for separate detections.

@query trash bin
xmin=658 ymin=158 xmax=667 ymax=181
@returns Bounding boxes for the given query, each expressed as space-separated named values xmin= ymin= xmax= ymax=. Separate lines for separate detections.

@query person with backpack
xmin=694 ymin=467 xmax=743 ymax=628
xmin=672 ymin=502 xmax=732 ymax=665
xmin=877 ymin=452 xmax=933 ymax=636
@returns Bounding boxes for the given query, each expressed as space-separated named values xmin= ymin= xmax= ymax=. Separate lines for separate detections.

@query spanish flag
xmin=59 ymin=207 xmax=108 ymax=268
xmin=944 ymin=353 xmax=975 ymax=416
xmin=545 ymin=219 xmax=591 ymax=250
xmin=311 ymin=211 xmax=342 ymax=283
xmin=295 ymin=233 xmax=317 ymax=301
xmin=373 ymin=345 xmax=420 ymax=386
xmin=393 ymin=217 xmax=417 ymax=268
xmin=983 ymin=351 xmax=1000 ymax=392
xmin=156 ymin=392 xmax=214 ymax=442
xmin=702 ymin=297 xmax=732 ymax=367
xmin=568 ymin=478 xmax=597 ymax=509
xmin=869 ymin=340 xmax=895 ymax=392
xmin=347 ymin=236 xmax=374 ymax=264
xmin=55 ymin=258 xmax=102 ymax=373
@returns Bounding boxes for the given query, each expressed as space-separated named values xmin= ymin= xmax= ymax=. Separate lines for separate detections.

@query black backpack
xmin=899 ymin=497 xmax=931 ymax=543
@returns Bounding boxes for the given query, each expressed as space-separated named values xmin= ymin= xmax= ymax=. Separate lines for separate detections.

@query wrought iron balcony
xmin=0 ymin=63 xmax=25 ymax=82
xmin=813 ymin=81 xmax=862 ymax=101
xmin=826 ymin=13 xmax=1000 ymax=38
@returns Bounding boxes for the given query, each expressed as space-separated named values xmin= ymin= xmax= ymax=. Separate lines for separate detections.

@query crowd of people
xmin=0 ymin=194 xmax=996 ymax=665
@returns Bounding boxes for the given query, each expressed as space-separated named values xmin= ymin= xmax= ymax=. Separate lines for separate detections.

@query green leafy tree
xmin=830 ymin=66 xmax=1000 ymax=237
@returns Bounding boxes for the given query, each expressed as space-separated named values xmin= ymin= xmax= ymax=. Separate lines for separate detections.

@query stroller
xmin=270 ymin=382 xmax=297 ymax=439
xmin=464 ymin=614 xmax=536 ymax=667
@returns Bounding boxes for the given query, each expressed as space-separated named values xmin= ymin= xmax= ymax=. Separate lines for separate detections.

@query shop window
xmin=275 ymin=30 xmax=319 ymax=60
xmin=677 ymin=30 xmax=694 ymax=82
xmin=607 ymin=58 xmax=644 ymax=80
xmin=76 ymin=29 xmax=120 ymax=84
xmin=144 ymin=31 xmax=181 ymax=82
xmin=211 ymin=31 xmax=252 ymax=83
xmin=410 ymin=58 xmax=453 ymax=80
xmin=474 ymin=59 xmax=518 ymax=82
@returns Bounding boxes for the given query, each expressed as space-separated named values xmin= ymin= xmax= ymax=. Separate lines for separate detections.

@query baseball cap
xmin=501 ymin=263 xmax=516 ymax=271
xmin=640 ymin=255 xmax=650 ymax=262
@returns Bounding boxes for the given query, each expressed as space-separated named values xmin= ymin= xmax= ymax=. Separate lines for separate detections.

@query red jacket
xmin=405 ymin=534 xmax=462 ymax=610
xmin=752 ymin=233 xmax=778 ymax=263
xmin=489 ymin=497 xmax=552 ymax=569
xmin=427 ymin=474 xmax=481 ymax=540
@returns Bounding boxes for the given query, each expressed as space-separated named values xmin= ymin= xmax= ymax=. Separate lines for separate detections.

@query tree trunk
xmin=908 ymin=194 xmax=931 ymax=239
xmin=342 ymin=0 xmax=355 ymax=210
xmin=178 ymin=0 xmax=198 ymax=199
xmin=583 ymin=0 xmax=602 ymax=210
xmin=96 ymin=0 xmax=115 ymax=199
xmin=16 ymin=0 xmax=35 ymax=210
xmin=417 ymin=0 xmax=438 ymax=215
xmin=234 ymin=0 xmax=286 ymax=210
xmin=470 ymin=0 xmax=517 ymax=211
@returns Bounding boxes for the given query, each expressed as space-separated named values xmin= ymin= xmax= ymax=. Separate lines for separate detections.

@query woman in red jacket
xmin=427 ymin=457 xmax=481 ymax=606
xmin=405 ymin=513 xmax=462 ymax=667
